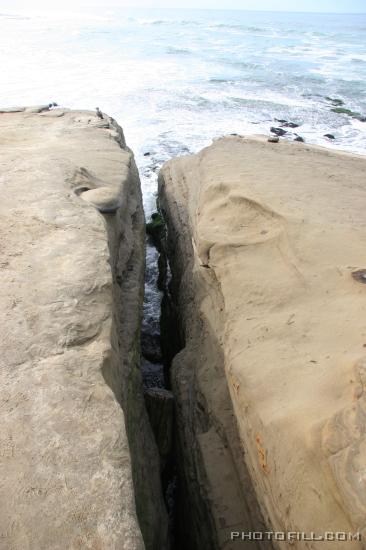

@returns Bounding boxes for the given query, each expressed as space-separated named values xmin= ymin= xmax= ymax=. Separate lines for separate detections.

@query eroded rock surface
xmin=0 ymin=108 xmax=168 ymax=550
xmin=159 ymin=135 xmax=366 ymax=549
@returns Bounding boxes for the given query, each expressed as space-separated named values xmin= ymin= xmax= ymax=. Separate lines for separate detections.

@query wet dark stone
xmin=324 ymin=133 xmax=335 ymax=140
xmin=141 ymin=330 xmax=163 ymax=363
xmin=325 ymin=96 xmax=344 ymax=106
xmin=270 ymin=127 xmax=287 ymax=136
xmin=146 ymin=212 xmax=165 ymax=250
xmin=294 ymin=136 xmax=305 ymax=142
xmin=144 ymin=152 xmax=151 ymax=156
xmin=352 ymin=269 xmax=366 ymax=284
xmin=158 ymin=252 xmax=167 ymax=291
xmin=331 ymin=107 xmax=365 ymax=121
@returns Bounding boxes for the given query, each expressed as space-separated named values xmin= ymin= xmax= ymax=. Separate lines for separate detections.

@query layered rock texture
xmin=159 ymin=136 xmax=366 ymax=549
xmin=0 ymin=108 xmax=168 ymax=550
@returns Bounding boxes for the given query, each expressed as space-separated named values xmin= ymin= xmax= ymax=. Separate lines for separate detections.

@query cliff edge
xmin=0 ymin=108 xmax=168 ymax=549
xmin=159 ymin=135 xmax=366 ymax=549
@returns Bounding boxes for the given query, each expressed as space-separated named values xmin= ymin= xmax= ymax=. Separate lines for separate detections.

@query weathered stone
xmin=281 ymin=121 xmax=299 ymax=128
xmin=331 ymin=106 xmax=364 ymax=120
xmin=270 ymin=126 xmax=287 ymax=136
xmin=325 ymin=96 xmax=344 ymax=106
xmin=141 ymin=330 xmax=163 ymax=363
xmin=0 ymin=108 xmax=168 ymax=550
xmin=144 ymin=388 xmax=174 ymax=473
xmin=159 ymin=135 xmax=366 ymax=550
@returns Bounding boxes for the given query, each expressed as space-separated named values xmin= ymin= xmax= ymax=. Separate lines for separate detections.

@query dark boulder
xmin=146 ymin=212 xmax=165 ymax=249
xmin=141 ymin=330 xmax=163 ymax=364
xmin=325 ymin=97 xmax=344 ymax=106
xmin=271 ymin=127 xmax=287 ymax=137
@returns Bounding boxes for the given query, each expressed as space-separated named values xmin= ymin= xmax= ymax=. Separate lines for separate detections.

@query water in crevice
xmin=138 ymin=151 xmax=178 ymax=548
xmin=139 ymin=150 xmax=165 ymax=386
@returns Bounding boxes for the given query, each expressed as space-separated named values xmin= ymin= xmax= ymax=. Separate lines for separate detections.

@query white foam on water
xmin=0 ymin=8 xmax=365 ymax=160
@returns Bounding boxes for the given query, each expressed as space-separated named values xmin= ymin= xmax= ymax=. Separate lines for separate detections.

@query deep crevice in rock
xmin=140 ymin=217 xmax=178 ymax=548
xmin=156 ymin=189 xmax=274 ymax=550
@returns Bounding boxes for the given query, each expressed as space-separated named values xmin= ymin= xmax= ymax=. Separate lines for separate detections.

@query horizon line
xmin=105 ymin=6 xmax=366 ymax=13
xmin=3 ymin=5 xmax=366 ymax=15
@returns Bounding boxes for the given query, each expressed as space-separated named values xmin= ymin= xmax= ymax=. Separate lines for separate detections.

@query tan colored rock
xmin=0 ymin=108 xmax=168 ymax=550
xmin=159 ymin=135 xmax=366 ymax=549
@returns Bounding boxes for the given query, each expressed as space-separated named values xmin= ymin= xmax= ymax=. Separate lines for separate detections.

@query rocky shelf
xmin=158 ymin=135 xmax=366 ymax=550
xmin=2 ymin=109 xmax=366 ymax=550
xmin=0 ymin=107 xmax=168 ymax=550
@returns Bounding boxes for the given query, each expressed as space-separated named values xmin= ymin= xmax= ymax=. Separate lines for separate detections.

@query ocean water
xmin=1 ymin=8 xmax=366 ymax=384
xmin=2 ymin=9 xmax=366 ymax=170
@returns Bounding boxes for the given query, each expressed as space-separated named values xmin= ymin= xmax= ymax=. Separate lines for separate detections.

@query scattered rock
xmin=144 ymin=152 xmax=151 ymax=156
xmin=294 ymin=136 xmax=305 ymax=142
xmin=352 ymin=269 xmax=366 ymax=284
xmin=276 ymin=120 xmax=300 ymax=129
xmin=268 ymin=136 xmax=279 ymax=143
xmin=275 ymin=119 xmax=300 ymax=128
xmin=270 ymin=127 xmax=287 ymax=137
xmin=326 ymin=98 xmax=365 ymax=121
xmin=326 ymin=97 xmax=344 ymax=106
xmin=331 ymin=107 xmax=355 ymax=115
xmin=324 ymin=134 xmax=335 ymax=140
xmin=331 ymin=107 xmax=365 ymax=121
xmin=146 ymin=212 xmax=165 ymax=248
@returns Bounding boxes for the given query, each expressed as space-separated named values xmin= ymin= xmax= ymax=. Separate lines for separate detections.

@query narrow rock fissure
xmin=141 ymin=217 xmax=180 ymax=549
xmin=138 ymin=158 xmax=269 ymax=550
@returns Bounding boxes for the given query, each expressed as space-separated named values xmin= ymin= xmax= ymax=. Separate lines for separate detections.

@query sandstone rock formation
xmin=0 ymin=108 xmax=168 ymax=550
xmin=159 ymin=135 xmax=366 ymax=549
